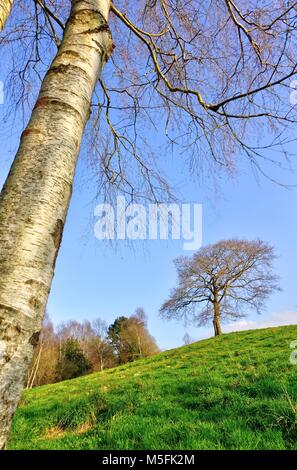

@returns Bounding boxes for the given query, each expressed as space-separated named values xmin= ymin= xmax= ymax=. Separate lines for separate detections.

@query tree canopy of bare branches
xmin=160 ymin=239 xmax=280 ymax=336
xmin=2 ymin=0 xmax=297 ymax=199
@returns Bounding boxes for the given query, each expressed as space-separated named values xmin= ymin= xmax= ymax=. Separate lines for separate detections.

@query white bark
xmin=0 ymin=0 xmax=112 ymax=449
xmin=0 ymin=0 xmax=13 ymax=32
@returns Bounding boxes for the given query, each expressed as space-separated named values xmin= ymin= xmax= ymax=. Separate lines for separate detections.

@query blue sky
xmin=1 ymin=91 xmax=296 ymax=351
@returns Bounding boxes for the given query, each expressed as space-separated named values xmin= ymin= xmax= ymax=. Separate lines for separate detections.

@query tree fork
xmin=0 ymin=0 xmax=113 ymax=449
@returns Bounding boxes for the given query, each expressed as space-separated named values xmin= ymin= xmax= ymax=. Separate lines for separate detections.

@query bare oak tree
xmin=160 ymin=239 xmax=280 ymax=337
xmin=1 ymin=0 xmax=297 ymax=447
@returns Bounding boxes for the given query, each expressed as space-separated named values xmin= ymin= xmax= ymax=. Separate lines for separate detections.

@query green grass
xmin=8 ymin=325 xmax=297 ymax=450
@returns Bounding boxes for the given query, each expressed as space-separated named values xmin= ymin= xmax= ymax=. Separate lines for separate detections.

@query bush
xmin=56 ymin=338 xmax=91 ymax=381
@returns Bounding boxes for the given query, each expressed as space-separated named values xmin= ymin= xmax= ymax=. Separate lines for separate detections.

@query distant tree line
xmin=27 ymin=308 xmax=159 ymax=389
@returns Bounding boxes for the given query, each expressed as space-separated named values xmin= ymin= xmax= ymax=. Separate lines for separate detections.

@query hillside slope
xmin=8 ymin=325 xmax=297 ymax=450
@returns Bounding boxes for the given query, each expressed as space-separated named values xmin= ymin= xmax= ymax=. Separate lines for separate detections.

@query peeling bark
xmin=0 ymin=0 xmax=13 ymax=32
xmin=0 ymin=0 xmax=112 ymax=449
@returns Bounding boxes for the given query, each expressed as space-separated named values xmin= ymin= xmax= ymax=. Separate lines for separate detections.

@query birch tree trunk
xmin=0 ymin=0 xmax=112 ymax=449
xmin=0 ymin=0 xmax=13 ymax=32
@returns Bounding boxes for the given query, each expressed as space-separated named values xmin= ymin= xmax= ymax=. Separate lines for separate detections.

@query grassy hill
xmin=8 ymin=325 xmax=297 ymax=450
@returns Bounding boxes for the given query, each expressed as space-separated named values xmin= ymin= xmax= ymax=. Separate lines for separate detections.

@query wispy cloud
xmin=223 ymin=310 xmax=297 ymax=333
